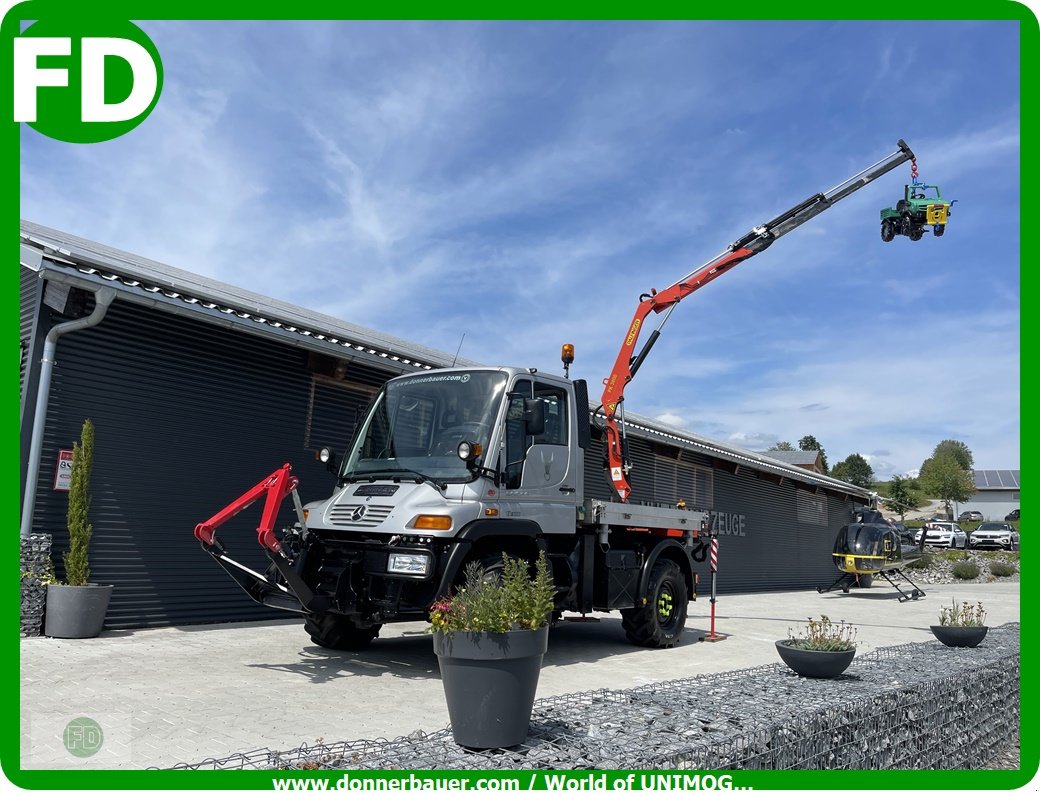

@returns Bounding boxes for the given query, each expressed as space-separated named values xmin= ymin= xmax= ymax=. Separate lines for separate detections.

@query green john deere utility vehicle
xmin=880 ymin=183 xmax=953 ymax=242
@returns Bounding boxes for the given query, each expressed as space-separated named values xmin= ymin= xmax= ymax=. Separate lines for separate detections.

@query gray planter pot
xmin=775 ymin=640 xmax=856 ymax=678
xmin=45 ymin=584 xmax=113 ymax=639
xmin=930 ymin=625 xmax=988 ymax=648
xmin=433 ymin=626 xmax=549 ymax=749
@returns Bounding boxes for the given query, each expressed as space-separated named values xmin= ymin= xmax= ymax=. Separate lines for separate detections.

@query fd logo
xmin=12 ymin=19 xmax=163 ymax=143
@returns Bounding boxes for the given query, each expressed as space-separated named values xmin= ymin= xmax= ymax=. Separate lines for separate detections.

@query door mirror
xmin=524 ymin=399 xmax=545 ymax=437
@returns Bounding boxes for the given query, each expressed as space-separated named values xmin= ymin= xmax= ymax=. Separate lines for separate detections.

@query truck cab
xmin=317 ymin=367 xmax=586 ymax=541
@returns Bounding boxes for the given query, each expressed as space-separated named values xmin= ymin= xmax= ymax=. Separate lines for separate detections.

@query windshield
xmin=342 ymin=371 xmax=507 ymax=481
xmin=909 ymin=185 xmax=941 ymax=200
xmin=836 ymin=525 xmax=886 ymax=555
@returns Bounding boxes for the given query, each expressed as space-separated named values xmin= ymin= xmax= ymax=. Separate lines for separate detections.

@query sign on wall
xmin=53 ymin=449 xmax=73 ymax=491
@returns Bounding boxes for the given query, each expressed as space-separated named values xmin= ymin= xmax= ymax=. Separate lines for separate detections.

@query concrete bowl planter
xmin=930 ymin=625 xmax=988 ymax=648
xmin=775 ymin=640 xmax=856 ymax=678
xmin=44 ymin=583 xmax=113 ymax=638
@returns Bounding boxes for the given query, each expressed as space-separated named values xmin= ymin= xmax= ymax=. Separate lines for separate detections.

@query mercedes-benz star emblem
xmin=350 ymin=505 xmax=367 ymax=522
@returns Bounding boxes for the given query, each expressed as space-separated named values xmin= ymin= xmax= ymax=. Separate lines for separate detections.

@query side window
xmin=531 ymin=385 xmax=567 ymax=446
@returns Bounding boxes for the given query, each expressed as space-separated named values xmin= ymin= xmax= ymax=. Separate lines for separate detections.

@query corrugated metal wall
xmin=25 ymin=297 xmax=391 ymax=628
xmin=20 ymin=267 xmax=44 ymax=501
xmin=584 ymin=432 xmax=856 ymax=595
xmin=20 ymin=266 xmax=39 ymax=402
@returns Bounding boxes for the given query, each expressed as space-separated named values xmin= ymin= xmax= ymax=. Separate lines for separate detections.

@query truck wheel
xmin=880 ymin=219 xmax=895 ymax=242
xmin=621 ymin=559 xmax=688 ymax=648
xmin=909 ymin=227 xmax=924 ymax=241
xmin=305 ymin=614 xmax=381 ymax=651
xmin=934 ymin=224 xmax=945 ymax=237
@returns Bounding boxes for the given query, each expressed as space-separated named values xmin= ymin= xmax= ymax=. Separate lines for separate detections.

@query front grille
xmin=328 ymin=503 xmax=394 ymax=528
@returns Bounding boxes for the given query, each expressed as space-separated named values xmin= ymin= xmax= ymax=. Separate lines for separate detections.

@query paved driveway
xmin=19 ymin=580 xmax=1020 ymax=769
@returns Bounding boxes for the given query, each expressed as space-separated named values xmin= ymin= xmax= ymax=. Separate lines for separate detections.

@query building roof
xmin=973 ymin=470 xmax=1020 ymax=490
xmin=20 ymin=220 xmax=475 ymax=375
xmin=757 ymin=450 xmax=821 ymax=467
xmin=20 ymin=220 xmax=871 ymax=503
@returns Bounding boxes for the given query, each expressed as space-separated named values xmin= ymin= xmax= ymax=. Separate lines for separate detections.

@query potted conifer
xmin=428 ymin=551 xmax=555 ymax=749
xmin=45 ymin=419 xmax=113 ymax=638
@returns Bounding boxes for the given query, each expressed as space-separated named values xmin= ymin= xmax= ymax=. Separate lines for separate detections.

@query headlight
xmin=457 ymin=441 xmax=482 ymax=461
xmin=387 ymin=552 xmax=433 ymax=576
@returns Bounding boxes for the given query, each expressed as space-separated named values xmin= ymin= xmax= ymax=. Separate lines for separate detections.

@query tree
xmin=798 ymin=435 xmax=829 ymax=473
xmin=768 ymin=441 xmax=795 ymax=451
xmin=64 ymin=418 xmax=95 ymax=587
xmin=919 ymin=453 xmax=976 ymax=515
xmin=921 ymin=439 xmax=973 ymax=474
xmin=831 ymin=453 xmax=874 ymax=488
xmin=882 ymin=474 xmax=923 ymax=520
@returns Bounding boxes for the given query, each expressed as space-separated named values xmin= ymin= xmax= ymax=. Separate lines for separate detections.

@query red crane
xmin=600 ymin=140 xmax=916 ymax=502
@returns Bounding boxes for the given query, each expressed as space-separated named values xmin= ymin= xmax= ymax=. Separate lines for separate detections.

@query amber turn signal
xmin=413 ymin=515 xmax=452 ymax=530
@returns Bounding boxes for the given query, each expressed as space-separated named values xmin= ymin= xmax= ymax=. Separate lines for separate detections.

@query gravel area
xmin=904 ymin=549 xmax=1020 ymax=586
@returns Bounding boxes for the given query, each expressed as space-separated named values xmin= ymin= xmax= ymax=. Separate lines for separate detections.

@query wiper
xmin=346 ymin=468 xmax=447 ymax=492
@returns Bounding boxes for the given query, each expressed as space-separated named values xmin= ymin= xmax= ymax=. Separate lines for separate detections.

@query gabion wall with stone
xmin=20 ymin=533 xmax=52 ymax=637
xmin=174 ymin=623 xmax=1020 ymax=771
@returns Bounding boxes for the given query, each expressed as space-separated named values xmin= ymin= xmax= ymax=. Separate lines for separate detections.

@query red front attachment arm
xmin=600 ymin=247 xmax=755 ymax=502
xmin=194 ymin=463 xmax=299 ymax=554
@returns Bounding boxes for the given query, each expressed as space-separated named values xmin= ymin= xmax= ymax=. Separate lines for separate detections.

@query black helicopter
xmin=817 ymin=507 xmax=926 ymax=602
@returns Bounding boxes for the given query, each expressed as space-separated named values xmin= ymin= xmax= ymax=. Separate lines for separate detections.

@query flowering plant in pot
xmin=931 ymin=600 xmax=987 ymax=647
xmin=428 ymin=550 xmax=555 ymax=749
xmin=775 ymin=615 xmax=858 ymax=678
xmin=45 ymin=419 xmax=113 ymax=639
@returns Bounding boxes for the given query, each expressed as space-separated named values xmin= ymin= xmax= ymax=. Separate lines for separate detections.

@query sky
xmin=19 ymin=20 xmax=1021 ymax=482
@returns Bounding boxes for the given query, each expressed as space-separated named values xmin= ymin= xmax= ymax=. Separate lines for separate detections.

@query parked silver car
xmin=969 ymin=522 xmax=1019 ymax=550
xmin=914 ymin=521 xmax=968 ymax=549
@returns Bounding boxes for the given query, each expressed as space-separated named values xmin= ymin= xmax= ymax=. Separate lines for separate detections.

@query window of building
xmin=796 ymin=491 xmax=828 ymax=525
xmin=653 ymin=456 xmax=714 ymax=510
xmin=304 ymin=376 xmax=376 ymax=454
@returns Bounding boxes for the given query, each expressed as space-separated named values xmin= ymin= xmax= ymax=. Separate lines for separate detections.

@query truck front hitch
xmin=194 ymin=464 xmax=329 ymax=613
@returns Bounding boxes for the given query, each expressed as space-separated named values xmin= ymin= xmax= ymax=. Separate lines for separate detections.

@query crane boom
xmin=601 ymin=139 xmax=916 ymax=502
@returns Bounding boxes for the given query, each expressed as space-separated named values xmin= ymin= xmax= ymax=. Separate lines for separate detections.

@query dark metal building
xmin=20 ymin=221 xmax=871 ymax=629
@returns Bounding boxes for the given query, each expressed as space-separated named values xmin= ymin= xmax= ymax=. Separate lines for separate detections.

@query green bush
xmin=939 ymin=599 xmax=986 ymax=627
xmin=951 ymin=561 xmax=980 ymax=580
xmin=427 ymin=551 xmax=555 ymax=634
xmin=988 ymin=561 xmax=1017 ymax=577
xmin=785 ymin=615 xmax=857 ymax=652
xmin=905 ymin=554 xmax=934 ymax=570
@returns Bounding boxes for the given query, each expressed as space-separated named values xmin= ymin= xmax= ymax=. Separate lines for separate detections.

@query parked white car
xmin=968 ymin=522 xmax=1019 ymax=550
xmin=914 ymin=521 xmax=968 ymax=549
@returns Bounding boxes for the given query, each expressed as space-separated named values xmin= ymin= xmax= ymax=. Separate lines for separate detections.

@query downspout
xmin=20 ymin=285 xmax=117 ymax=538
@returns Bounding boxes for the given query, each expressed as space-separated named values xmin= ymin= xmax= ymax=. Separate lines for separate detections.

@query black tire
xmin=857 ymin=574 xmax=874 ymax=588
xmin=896 ymin=199 xmax=908 ymax=213
xmin=934 ymin=224 xmax=945 ymax=237
xmin=909 ymin=227 xmax=924 ymax=241
xmin=880 ymin=219 xmax=895 ymax=242
xmin=621 ymin=559 xmax=688 ymax=648
xmin=305 ymin=614 xmax=381 ymax=651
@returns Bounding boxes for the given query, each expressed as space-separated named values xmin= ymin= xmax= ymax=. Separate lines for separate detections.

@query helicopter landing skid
xmin=816 ymin=569 xmax=926 ymax=602
xmin=878 ymin=569 xmax=926 ymax=603
xmin=817 ymin=572 xmax=856 ymax=594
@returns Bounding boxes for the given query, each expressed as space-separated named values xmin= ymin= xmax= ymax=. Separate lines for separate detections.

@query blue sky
xmin=20 ymin=20 xmax=1021 ymax=481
